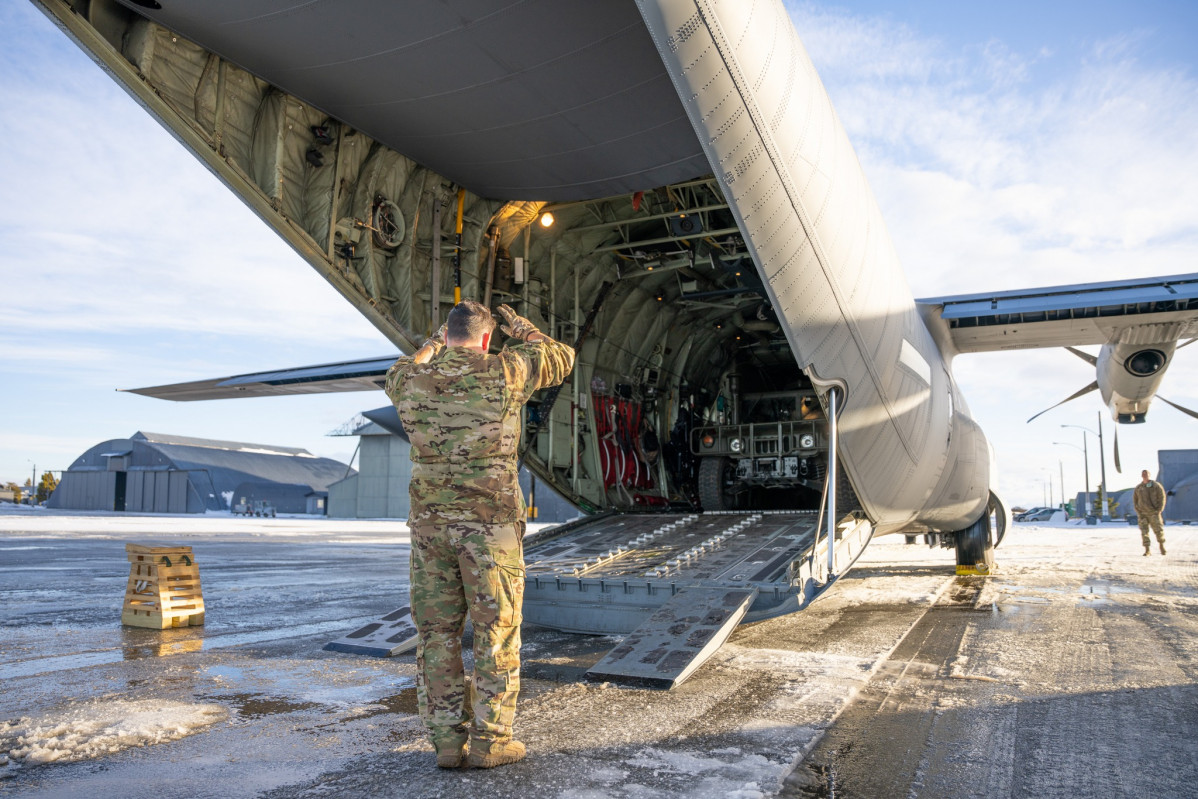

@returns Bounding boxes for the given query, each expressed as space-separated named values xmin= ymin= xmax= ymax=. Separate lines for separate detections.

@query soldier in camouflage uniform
xmin=1133 ymin=469 xmax=1167 ymax=556
xmin=385 ymin=300 xmax=574 ymax=769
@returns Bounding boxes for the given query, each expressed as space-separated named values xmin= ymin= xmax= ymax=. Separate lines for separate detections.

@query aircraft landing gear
xmin=954 ymin=510 xmax=994 ymax=575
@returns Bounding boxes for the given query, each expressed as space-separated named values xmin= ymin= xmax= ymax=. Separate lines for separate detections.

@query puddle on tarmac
xmin=6 ymin=620 xmax=352 ymax=680
xmin=206 ymin=664 xmax=245 ymax=681
xmin=339 ymin=682 xmax=459 ymax=723
xmin=350 ymin=687 xmax=420 ymax=720
xmin=1079 ymin=581 xmax=1142 ymax=595
xmin=206 ymin=692 xmax=323 ymax=719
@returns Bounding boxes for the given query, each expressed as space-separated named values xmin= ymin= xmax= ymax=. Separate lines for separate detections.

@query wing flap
xmin=122 ymin=357 xmax=397 ymax=401
xmin=918 ymin=273 xmax=1198 ymax=353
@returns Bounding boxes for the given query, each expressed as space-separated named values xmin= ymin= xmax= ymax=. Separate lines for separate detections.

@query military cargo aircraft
xmin=33 ymin=0 xmax=1198 ymax=685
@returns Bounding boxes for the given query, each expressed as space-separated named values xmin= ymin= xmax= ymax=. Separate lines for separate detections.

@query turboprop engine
xmin=1097 ymin=339 xmax=1176 ymax=423
xmin=1027 ymin=333 xmax=1198 ymax=426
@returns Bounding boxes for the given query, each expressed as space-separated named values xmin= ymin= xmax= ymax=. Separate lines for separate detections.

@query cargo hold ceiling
xmin=114 ymin=0 xmax=711 ymax=201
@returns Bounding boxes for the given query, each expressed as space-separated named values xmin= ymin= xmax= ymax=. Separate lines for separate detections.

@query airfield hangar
xmin=48 ymin=432 xmax=351 ymax=514
xmin=327 ymin=408 xmax=578 ymax=523
xmin=1160 ymin=449 xmax=1198 ymax=523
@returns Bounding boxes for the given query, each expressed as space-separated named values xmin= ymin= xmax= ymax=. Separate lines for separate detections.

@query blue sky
xmin=1 ymin=0 xmax=1195 ymax=508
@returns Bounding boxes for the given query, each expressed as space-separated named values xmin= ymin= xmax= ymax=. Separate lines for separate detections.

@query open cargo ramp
xmin=522 ymin=510 xmax=873 ymax=687
xmin=321 ymin=511 xmax=873 ymax=689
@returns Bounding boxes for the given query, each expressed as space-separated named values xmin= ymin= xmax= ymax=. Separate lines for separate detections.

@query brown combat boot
xmin=1160 ymin=544 xmax=1166 ymax=556
xmin=1143 ymin=547 xmax=1151 ymax=556
xmin=434 ymin=741 xmax=469 ymax=769
xmin=467 ymin=739 xmax=526 ymax=768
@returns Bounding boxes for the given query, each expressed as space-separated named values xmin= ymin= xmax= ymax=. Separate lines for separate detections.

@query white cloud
xmin=785 ymin=2 xmax=1198 ymax=505
xmin=0 ymin=4 xmax=394 ymax=482
xmin=2 ymin=1 xmax=1194 ymax=506
xmin=0 ymin=11 xmax=387 ymax=348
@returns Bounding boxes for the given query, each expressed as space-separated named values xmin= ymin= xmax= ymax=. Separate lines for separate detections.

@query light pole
xmin=1062 ymin=413 xmax=1109 ymax=521
xmin=1059 ymin=460 xmax=1065 ymax=510
xmin=1054 ymin=441 xmax=1089 ymax=516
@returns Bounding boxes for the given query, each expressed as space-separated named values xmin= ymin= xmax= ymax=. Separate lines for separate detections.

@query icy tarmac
xmin=1 ymin=508 xmax=1194 ymax=798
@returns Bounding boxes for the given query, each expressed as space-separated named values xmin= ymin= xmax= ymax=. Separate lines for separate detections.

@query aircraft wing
xmin=122 ymin=357 xmax=398 ymax=401
xmin=917 ymin=273 xmax=1198 ymax=354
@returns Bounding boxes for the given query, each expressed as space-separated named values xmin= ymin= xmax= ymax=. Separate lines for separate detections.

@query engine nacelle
xmin=1096 ymin=338 xmax=1177 ymax=423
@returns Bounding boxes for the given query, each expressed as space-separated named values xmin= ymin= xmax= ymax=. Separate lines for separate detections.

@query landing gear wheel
xmin=954 ymin=511 xmax=995 ymax=575
xmin=697 ymin=456 xmax=744 ymax=512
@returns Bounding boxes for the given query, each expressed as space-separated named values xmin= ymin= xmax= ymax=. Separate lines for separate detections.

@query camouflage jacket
xmin=385 ymin=336 xmax=575 ymax=525
xmin=1133 ymin=480 xmax=1166 ymax=515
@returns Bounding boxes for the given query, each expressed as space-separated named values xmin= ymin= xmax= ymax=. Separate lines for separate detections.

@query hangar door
xmin=126 ymin=470 xmax=192 ymax=513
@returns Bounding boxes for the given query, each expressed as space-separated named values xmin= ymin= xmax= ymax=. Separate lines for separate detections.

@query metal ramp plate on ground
xmin=586 ymin=586 xmax=757 ymax=688
xmin=323 ymin=607 xmax=418 ymax=657
xmin=522 ymin=512 xmax=820 ymax=635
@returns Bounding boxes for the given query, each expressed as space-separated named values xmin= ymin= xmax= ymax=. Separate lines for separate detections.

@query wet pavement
xmin=1 ymin=512 xmax=1195 ymax=797
xmin=785 ymin=535 xmax=1198 ymax=798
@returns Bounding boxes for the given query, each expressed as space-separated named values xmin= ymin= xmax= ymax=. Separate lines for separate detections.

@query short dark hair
xmin=446 ymin=300 xmax=495 ymax=343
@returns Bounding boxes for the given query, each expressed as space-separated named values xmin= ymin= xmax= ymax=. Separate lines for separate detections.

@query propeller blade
xmin=1157 ymin=395 xmax=1198 ymax=421
xmin=1026 ymin=381 xmax=1099 ymax=424
xmin=1114 ymin=425 xmax=1121 ymax=474
xmin=1065 ymin=346 xmax=1098 ymax=366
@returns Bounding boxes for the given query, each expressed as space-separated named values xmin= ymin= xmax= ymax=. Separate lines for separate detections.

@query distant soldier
xmin=385 ymin=301 xmax=574 ymax=769
xmin=1133 ymin=469 xmax=1167 ymax=556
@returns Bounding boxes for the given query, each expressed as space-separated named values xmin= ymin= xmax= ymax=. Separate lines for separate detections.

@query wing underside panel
xmin=123 ymin=357 xmax=396 ymax=401
xmin=919 ymin=273 xmax=1198 ymax=353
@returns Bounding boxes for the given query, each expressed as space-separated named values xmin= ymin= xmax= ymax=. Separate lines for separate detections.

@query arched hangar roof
xmin=65 ymin=431 xmax=352 ymax=502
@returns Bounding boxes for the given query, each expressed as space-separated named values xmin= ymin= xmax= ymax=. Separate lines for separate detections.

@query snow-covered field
xmin=0 ymin=503 xmax=565 ymax=544
xmin=0 ymin=508 xmax=1193 ymax=797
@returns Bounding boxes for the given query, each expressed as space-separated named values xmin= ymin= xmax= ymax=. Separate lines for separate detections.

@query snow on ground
xmin=1 ymin=698 xmax=226 ymax=771
xmin=784 ymin=518 xmax=1198 ymax=798
xmin=0 ymin=504 xmax=413 ymax=544
xmin=0 ymin=504 xmax=563 ymax=544
xmin=0 ymin=508 xmax=1193 ymax=796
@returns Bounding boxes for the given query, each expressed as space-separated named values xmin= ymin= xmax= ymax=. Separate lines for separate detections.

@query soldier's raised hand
xmin=498 ymin=304 xmax=538 ymax=341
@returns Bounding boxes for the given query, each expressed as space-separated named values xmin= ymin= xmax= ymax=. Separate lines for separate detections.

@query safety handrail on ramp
xmin=793 ymin=516 xmax=875 ymax=608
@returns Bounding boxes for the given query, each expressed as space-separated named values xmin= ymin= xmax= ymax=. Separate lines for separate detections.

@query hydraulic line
xmin=453 ymin=187 xmax=465 ymax=305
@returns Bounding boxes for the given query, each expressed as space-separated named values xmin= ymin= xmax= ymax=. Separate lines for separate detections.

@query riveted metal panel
xmin=637 ymin=0 xmax=984 ymax=532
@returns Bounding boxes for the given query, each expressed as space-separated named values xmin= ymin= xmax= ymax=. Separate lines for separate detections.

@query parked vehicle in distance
xmin=233 ymin=499 xmax=276 ymax=518
xmin=1019 ymin=507 xmax=1062 ymax=522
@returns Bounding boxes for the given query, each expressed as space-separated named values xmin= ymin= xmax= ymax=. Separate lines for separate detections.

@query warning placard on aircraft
xmin=586 ymin=586 xmax=757 ymax=688
xmin=324 ymin=607 xmax=418 ymax=657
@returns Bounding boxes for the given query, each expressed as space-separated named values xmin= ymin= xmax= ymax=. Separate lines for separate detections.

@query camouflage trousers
xmin=409 ymin=521 xmax=525 ymax=749
xmin=1139 ymin=514 xmax=1165 ymax=548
